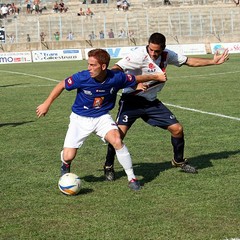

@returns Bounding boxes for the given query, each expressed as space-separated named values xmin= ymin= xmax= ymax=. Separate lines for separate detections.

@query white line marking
xmin=1 ymin=69 xmax=239 ymax=121
xmin=0 ymin=70 xmax=60 ymax=82
xmin=165 ymin=103 xmax=240 ymax=121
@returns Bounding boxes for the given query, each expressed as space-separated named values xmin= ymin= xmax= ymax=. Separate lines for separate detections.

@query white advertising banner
xmin=32 ymin=49 xmax=83 ymax=62
xmin=85 ymin=44 xmax=206 ymax=60
xmin=0 ymin=52 xmax=32 ymax=64
xmin=210 ymin=42 xmax=240 ymax=54
xmin=166 ymin=44 xmax=206 ymax=55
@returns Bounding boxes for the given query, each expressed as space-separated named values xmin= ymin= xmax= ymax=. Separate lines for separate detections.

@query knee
xmin=110 ymin=137 xmax=123 ymax=150
xmin=168 ymin=123 xmax=183 ymax=137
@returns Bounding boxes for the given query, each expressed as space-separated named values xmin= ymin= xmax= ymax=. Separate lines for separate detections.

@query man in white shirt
xmin=103 ymin=32 xmax=229 ymax=181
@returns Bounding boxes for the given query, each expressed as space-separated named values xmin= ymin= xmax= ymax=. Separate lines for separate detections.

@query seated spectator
xmin=54 ymin=31 xmax=60 ymax=41
xmin=77 ymin=7 xmax=85 ymax=16
xmin=86 ymin=7 xmax=94 ymax=17
xmin=67 ymin=31 xmax=74 ymax=40
xmin=118 ymin=29 xmax=126 ymax=38
xmin=122 ymin=0 xmax=129 ymax=11
xmin=53 ymin=1 xmax=59 ymax=13
xmin=108 ymin=29 xmax=114 ymax=38
xmin=116 ymin=0 xmax=122 ymax=11
xmin=1 ymin=4 xmax=9 ymax=18
xmin=59 ymin=0 xmax=68 ymax=13
xmin=40 ymin=32 xmax=46 ymax=42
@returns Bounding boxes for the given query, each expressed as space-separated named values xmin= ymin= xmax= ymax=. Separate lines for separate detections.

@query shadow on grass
xmin=0 ymin=121 xmax=34 ymax=127
xmin=82 ymin=150 xmax=240 ymax=185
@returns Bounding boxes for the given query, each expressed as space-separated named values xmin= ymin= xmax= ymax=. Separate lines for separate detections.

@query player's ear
xmin=102 ymin=64 xmax=107 ymax=70
xmin=162 ymin=44 xmax=166 ymax=50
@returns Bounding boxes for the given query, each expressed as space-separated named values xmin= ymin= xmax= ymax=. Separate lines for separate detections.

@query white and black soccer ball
xmin=58 ymin=173 xmax=82 ymax=195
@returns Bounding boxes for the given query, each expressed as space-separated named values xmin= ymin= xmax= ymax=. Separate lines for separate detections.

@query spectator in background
xmin=27 ymin=34 xmax=31 ymax=42
xmin=118 ymin=29 xmax=126 ymax=38
xmin=40 ymin=32 xmax=46 ymax=42
xmin=25 ymin=0 xmax=32 ymax=14
xmin=233 ymin=0 xmax=239 ymax=6
xmin=108 ymin=29 xmax=114 ymax=38
xmin=54 ymin=31 xmax=60 ymax=41
xmin=7 ymin=34 xmax=15 ymax=43
xmin=89 ymin=31 xmax=96 ymax=40
xmin=99 ymin=30 xmax=104 ymax=39
xmin=67 ymin=31 xmax=74 ymax=40
xmin=59 ymin=0 xmax=68 ymax=13
xmin=77 ymin=7 xmax=85 ymax=16
xmin=53 ymin=1 xmax=59 ymax=13
xmin=116 ymin=0 xmax=122 ymax=11
xmin=1 ymin=4 xmax=9 ymax=18
xmin=86 ymin=7 xmax=94 ymax=17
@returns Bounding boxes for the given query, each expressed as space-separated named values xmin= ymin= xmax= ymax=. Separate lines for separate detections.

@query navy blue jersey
xmin=64 ymin=69 xmax=136 ymax=117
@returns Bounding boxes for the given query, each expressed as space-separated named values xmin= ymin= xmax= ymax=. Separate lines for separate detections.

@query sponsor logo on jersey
xmin=126 ymin=74 xmax=133 ymax=82
xmin=93 ymin=97 xmax=104 ymax=109
xmin=147 ymin=63 xmax=157 ymax=73
xmin=96 ymin=89 xmax=105 ymax=93
xmin=110 ymin=87 xmax=115 ymax=94
xmin=83 ymin=90 xmax=92 ymax=95
xmin=66 ymin=76 xmax=73 ymax=87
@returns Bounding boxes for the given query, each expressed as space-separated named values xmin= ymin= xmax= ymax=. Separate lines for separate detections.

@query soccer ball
xmin=58 ymin=173 xmax=81 ymax=195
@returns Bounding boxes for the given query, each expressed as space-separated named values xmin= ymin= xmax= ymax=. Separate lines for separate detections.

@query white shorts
xmin=63 ymin=112 xmax=118 ymax=148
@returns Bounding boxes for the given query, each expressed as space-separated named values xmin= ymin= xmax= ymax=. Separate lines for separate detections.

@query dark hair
xmin=148 ymin=33 xmax=166 ymax=50
xmin=88 ymin=49 xmax=110 ymax=68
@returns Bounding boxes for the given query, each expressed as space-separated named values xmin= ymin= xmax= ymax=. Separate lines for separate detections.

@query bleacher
xmin=0 ymin=0 xmax=239 ymax=52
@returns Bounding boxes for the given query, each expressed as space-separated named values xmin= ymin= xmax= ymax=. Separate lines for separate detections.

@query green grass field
xmin=0 ymin=54 xmax=240 ymax=240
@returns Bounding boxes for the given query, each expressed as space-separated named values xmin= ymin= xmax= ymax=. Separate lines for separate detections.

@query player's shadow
xmin=82 ymin=150 xmax=240 ymax=185
xmin=0 ymin=121 xmax=34 ymax=127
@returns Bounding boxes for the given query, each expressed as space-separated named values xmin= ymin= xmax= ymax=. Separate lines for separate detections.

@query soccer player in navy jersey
xmin=36 ymin=48 xmax=167 ymax=191
xmin=103 ymin=32 xmax=229 ymax=180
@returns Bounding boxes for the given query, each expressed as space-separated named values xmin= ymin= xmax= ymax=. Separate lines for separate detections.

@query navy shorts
xmin=116 ymin=94 xmax=179 ymax=129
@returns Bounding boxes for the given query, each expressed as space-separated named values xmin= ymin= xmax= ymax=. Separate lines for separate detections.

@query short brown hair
xmin=88 ymin=49 xmax=110 ymax=68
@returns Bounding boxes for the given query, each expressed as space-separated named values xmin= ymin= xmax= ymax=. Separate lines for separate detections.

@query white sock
xmin=115 ymin=145 xmax=136 ymax=181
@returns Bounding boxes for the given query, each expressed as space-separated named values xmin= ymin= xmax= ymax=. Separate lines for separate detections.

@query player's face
xmin=147 ymin=43 xmax=163 ymax=60
xmin=88 ymin=57 xmax=106 ymax=80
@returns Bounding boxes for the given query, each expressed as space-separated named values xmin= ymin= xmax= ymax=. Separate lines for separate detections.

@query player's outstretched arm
xmin=135 ymin=72 xmax=167 ymax=83
xmin=36 ymin=80 xmax=65 ymax=118
xmin=186 ymin=49 xmax=229 ymax=67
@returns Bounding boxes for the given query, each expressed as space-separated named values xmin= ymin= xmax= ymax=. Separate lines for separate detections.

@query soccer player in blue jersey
xmin=36 ymin=48 xmax=167 ymax=191
xmin=103 ymin=32 xmax=229 ymax=180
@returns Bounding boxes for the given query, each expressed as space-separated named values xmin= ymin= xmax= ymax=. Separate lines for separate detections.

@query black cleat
xmin=171 ymin=159 xmax=198 ymax=174
xmin=60 ymin=162 xmax=71 ymax=176
xmin=128 ymin=178 xmax=141 ymax=191
xmin=104 ymin=165 xmax=115 ymax=181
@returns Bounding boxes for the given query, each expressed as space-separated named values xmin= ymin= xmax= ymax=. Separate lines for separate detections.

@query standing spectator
xmin=108 ymin=29 xmax=114 ymax=38
xmin=122 ymin=0 xmax=129 ymax=11
xmin=59 ymin=0 xmax=68 ymax=13
xmin=27 ymin=34 xmax=31 ymax=42
xmin=99 ymin=30 xmax=104 ymax=39
xmin=40 ymin=32 xmax=46 ymax=42
xmin=54 ymin=31 xmax=60 ymax=41
xmin=67 ymin=31 xmax=74 ymax=40
xmin=7 ymin=34 xmax=15 ymax=43
xmin=89 ymin=31 xmax=96 ymax=40
xmin=118 ymin=29 xmax=126 ymax=38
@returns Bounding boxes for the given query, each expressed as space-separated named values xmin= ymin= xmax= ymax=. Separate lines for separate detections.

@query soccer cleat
xmin=171 ymin=159 xmax=198 ymax=174
xmin=104 ymin=165 xmax=115 ymax=181
xmin=60 ymin=162 xmax=71 ymax=176
xmin=128 ymin=178 xmax=141 ymax=191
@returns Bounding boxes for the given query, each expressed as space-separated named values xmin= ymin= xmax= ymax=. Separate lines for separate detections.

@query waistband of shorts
xmin=121 ymin=94 xmax=159 ymax=105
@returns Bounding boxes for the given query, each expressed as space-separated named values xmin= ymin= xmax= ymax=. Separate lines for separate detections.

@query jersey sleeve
xmin=64 ymin=71 xmax=88 ymax=91
xmin=166 ymin=49 xmax=187 ymax=67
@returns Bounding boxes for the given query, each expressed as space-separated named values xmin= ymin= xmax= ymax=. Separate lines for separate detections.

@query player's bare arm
xmin=36 ymin=80 xmax=65 ymax=118
xmin=135 ymin=72 xmax=167 ymax=83
xmin=186 ymin=49 xmax=229 ymax=67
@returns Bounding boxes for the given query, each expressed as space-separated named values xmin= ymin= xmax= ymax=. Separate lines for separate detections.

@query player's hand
xmin=214 ymin=49 xmax=229 ymax=64
xmin=153 ymin=72 xmax=167 ymax=82
xmin=36 ymin=103 xmax=49 ymax=118
xmin=136 ymin=83 xmax=148 ymax=91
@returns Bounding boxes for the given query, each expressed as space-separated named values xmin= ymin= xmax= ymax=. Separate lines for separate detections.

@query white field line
xmin=1 ymin=69 xmax=239 ymax=121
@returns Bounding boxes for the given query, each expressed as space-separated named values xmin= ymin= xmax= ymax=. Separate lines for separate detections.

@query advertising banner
xmin=210 ymin=42 xmax=240 ymax=54
xmin=0 ymin=52 xmax=32 ymax=64
xmin=32 ymin=49 xmax=83 ymax=62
